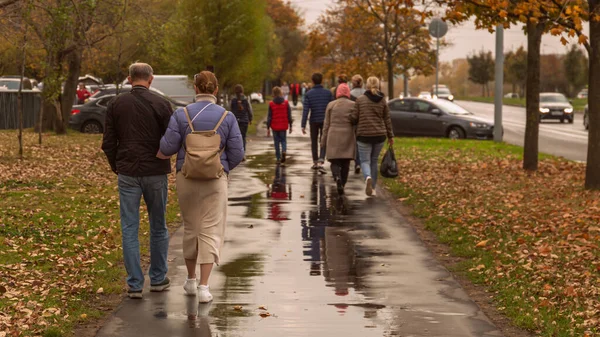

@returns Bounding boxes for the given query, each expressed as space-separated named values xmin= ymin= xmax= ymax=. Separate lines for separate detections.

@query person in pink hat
xmin=321 ymin=83 xmax=356 ymax=194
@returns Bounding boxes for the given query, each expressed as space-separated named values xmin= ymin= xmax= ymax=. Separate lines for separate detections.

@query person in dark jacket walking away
xmin=101 ymin=63 xmax=173 ymax=299
xmin=350 ymin=76 xmax=394 ymax=197
xmin=230 ymin=84 xmax=253 ymax=160
xmin=350 ymin=74 xmax=366 ymax=173
xmin=302 ymin=73 xmax=333 ymax=172
xmin=267 ymin=87 xmax=293 ymax=164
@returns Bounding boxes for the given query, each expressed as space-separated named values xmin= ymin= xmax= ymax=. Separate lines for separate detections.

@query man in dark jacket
xmin=230 ymin=84 xmax=253 ymax=157
xmin=301 ymin=73 xmax=333 ymax=171
xmin=101 ymin=63 xmax=173 ymax=299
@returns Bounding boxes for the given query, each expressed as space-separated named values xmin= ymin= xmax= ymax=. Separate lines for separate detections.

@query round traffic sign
xmin=429 ymin=18 xmax=448 ymax=38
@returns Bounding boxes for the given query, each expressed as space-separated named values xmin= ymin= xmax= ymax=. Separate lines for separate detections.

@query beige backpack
xmin=181 ymin=104 xmax=228 ymax=180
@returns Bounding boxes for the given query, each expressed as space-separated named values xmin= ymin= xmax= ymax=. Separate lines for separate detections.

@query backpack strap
xmin=213 ymin=109 xmax=229 ymax=132
xmin=183 ymin=107 xmax=194 ymax=133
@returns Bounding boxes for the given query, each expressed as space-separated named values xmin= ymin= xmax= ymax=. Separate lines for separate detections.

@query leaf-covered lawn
xmin=0 ymin=131 xmax=180 ymax=337
xmin=383 ymin=138 xmax=599 ymax=336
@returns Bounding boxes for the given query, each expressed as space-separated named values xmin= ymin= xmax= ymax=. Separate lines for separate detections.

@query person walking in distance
xmin=230 ymin=84 xmax=253 ymax=160
xmin=76 ymin=82 xmax=91 ymax=104
xmin=267 ymin=87 xmax=293 ymax=165
xmin=290 ymin=82 xmax=300 ymax=107
xmin=282 ymin=81 xmax=290 ymax=100
xmin=330 ymin=74 xmax=348 ymax=98
xmin=349 ymin=74 xmax=366 ymax=174
xmin=302 ymin=73 xmax=333 ymax=173
xmin=350 ymin=76 xmax=394 ymax=197
xmin=321 ymin=83 xmax=356 ymax=195
xmin=101 ymin=63 xmax=173 ymax=299
xmin=158 ymin=71 xmax=244 ymax=302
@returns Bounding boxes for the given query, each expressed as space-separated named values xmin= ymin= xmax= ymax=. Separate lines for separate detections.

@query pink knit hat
xmin=336 ymin=83 xmax=351 ymax=99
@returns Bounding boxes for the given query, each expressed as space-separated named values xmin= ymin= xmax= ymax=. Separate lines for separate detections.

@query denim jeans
xmin=273 ymin=131 xmax=287 ymax=161
xmin=118 ymin=174 xmax=169 ymax=291
xmin=357 ymin=141 xmax=385 ymax=188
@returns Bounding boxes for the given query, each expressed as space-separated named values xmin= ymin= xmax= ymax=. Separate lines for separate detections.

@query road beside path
xmin=96 ymin=105 xmax=502 ymax=337
xmin=456 ymin=100 xmax=588 ymax=162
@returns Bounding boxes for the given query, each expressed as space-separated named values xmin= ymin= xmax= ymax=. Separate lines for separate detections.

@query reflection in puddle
xmin=267 ymin=165 xmax=292 ymax=221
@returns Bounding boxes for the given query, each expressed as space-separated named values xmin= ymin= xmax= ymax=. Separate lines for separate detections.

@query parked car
xmin=504 ymin=92 xmax=519 ymax=98
xmin=69 ymin=91 xmax=186 ymax=134
xmin=433 ymin=87 xmax=454 ymax=101
xmin=388 ymin=98 xmax=494 ymax=140
xmin=0 ymin=76 xmax=36 ymax=90
xmin=417 ymin=91 xmax=432 ymax=100
xmin=539 ymin=92 xmax=574 ymax=124
xmin=249 ymin=92 xmax=264 ymax=104
xmin=431 ymin=84 xmax=447 ymax=93
xmin=577 ymin=89 xmax=588 ymax=99
xmin=122 ymin=75 xmax=195 ymax=103
xmin=88 ymin=85 xmax=186 ymax=107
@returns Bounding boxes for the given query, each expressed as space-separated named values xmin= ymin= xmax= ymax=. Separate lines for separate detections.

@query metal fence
xmin=0 ymin=91 xmax=41 ymax=130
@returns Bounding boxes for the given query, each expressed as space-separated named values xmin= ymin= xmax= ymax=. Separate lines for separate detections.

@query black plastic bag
xmin=380 ymin=146 xmax=398 ymax=178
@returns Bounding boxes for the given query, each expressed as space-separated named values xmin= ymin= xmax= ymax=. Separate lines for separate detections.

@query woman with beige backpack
xmin=158 ymin=71 xmax=244 ymax=303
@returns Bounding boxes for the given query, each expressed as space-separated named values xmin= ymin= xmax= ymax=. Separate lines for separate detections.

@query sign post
xmin=429 ymin=18 xmax=448 ymax=98
xmin=494 ymin=25 xmax=504 ymax=142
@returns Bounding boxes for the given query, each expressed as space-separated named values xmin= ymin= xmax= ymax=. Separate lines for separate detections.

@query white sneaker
xmin=365 ymin=177 xmax=373 ymax=196
xmin=372 ymin=190 xmax=377 ymax=197
xmin=198 ymin=285 xmax=213 ymax=303
xmin=183 ymin=279 xmax=198 ymax=296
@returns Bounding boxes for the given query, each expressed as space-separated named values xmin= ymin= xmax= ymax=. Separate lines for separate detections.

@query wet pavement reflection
xmin=96 ymin=107 xmax=502 ymax=337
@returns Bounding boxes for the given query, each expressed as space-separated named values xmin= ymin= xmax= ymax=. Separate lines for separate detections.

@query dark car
xmin=88 ymin=85 xmax=187 ymax=106
xmin=388 ymin=98 xmax=494 ymax=140
xmin=539 ymin=93 xmax=574 ymax=123
xmin=69 ymin=91 xmax=185 ymax=134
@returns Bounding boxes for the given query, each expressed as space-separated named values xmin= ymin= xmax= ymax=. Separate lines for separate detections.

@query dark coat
xmin=101 ymin=86 xmax=173 ymax=176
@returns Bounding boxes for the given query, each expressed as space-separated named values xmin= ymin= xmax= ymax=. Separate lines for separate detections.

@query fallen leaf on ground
xmin=475 ymin=240 xmax=489 ymax=248
xmin=258 ymin=305 xmax=268 ymax=310
xmin=259 ymin=312 xmax=271 ymax=318
xmin=233 ymin=306 xmax=243 ymax=311
xmin=96 ymin=287 xmax=104 ymax=294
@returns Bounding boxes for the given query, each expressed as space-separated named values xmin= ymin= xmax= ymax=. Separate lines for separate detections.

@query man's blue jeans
xmin=118 ymin=174 xmax=169 ymax=291
xmin=357 ymin=141 xmax=385 ymax=188
xmin=273 ymin=130 xmax=287 ymax=161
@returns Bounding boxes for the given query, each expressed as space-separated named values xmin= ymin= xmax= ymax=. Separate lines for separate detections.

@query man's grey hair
xmin=129 ymin=63 xmax=153 ymax=82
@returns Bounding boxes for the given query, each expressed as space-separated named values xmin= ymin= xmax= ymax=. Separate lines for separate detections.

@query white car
xmin=249 ymin=92 xmax=264 ymax=104
xmin=418 ymin=91 xmax=432 ymax=100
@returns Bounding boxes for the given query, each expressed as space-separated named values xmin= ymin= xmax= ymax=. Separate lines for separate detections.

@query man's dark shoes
xmin=127 ymin=289 xmax=143 ymax=299
xmin=355 ymin=165 xmax=361 ymax=174
xmin=150 ymin=277 xmax=171 ymax=292
xmin=281 ymin=152 xmax=287 ymax=164
xmin=311 ymin=163 xmax=319 ymax=170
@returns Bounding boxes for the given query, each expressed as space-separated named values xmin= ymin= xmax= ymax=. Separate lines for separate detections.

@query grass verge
xmin=457 ymin=96 xmax=587 ymax=112
xmin=0 ymin=130 xmax=180 ymax=336
xmin=381 ymin=137 xmax=599 ymax=336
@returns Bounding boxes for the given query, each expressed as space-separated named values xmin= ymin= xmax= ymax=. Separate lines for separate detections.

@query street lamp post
xmin=494 ymin=25 xmax=504 ymax=142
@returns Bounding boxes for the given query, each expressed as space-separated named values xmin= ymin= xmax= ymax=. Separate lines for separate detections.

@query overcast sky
xmin=289 ymin=0 xmax=586 ymax=62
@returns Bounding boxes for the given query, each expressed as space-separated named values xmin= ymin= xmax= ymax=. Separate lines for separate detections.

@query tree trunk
xmin=387 ymin=51 xmax=394 ymax=98
xmin=18 ymin=28 xmax=27 ymax=159
xmin=60 ymin=49 xmax=82 ymax=134
xmin=585 ymin=3 xmax=600 ymax=189
xmin=523 ymin=21 xmax=544 ymax=171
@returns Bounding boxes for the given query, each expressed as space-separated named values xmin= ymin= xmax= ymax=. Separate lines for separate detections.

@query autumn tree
xmin=309 ymin=0 xmax=434 ymax=96
xmin=158 ymin=0 xmax=271 ymax=92
xmin=467 ymin=50 xmax=494 ymax=97
xmin=563 ymin=44 xmax=588 ymax=97
xmin=440 ymin=0 xmax=587 ymax=172
xmin=266 ymin=0 xmax=306 ymax=85
xmin=504 ymin=46 xmax=527 ymax=97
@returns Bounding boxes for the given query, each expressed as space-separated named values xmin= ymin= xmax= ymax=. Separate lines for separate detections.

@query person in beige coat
xmin=321 ymin=83 xmax=356 ymax=194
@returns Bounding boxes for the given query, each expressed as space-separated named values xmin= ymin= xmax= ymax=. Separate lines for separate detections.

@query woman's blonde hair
xmin=194 ymin=71 xmax=219 ymax=94
xmin=351 ymin=75 xmax=363 ymax=88
xmin=366 ymin=76 xmax=380 ymax=95
xmin=273 ymin=86 xmax=283 ymax=97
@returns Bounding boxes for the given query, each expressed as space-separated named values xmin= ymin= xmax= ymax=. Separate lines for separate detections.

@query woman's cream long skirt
xmin=176 ymin=172 xmax=227 ymax=265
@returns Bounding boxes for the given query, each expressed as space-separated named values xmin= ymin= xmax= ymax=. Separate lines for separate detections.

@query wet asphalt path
xmin=456 ymin=100 xmax=588 ymax=162
xmin=96 ymin=106 xmax=502 ymax=337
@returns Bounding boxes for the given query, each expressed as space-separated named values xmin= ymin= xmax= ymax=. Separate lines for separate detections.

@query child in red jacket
xmin=267 ymin=86 xmax=293 ymax=164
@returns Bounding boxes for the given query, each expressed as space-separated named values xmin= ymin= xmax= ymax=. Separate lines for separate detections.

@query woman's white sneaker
xmin=198 ymin=285 xmax=213 ymax=303
xmin=365 ymin=177 xmax=373 ymax=196
xmin=183 ymin=278 xmax=198 ymax=296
